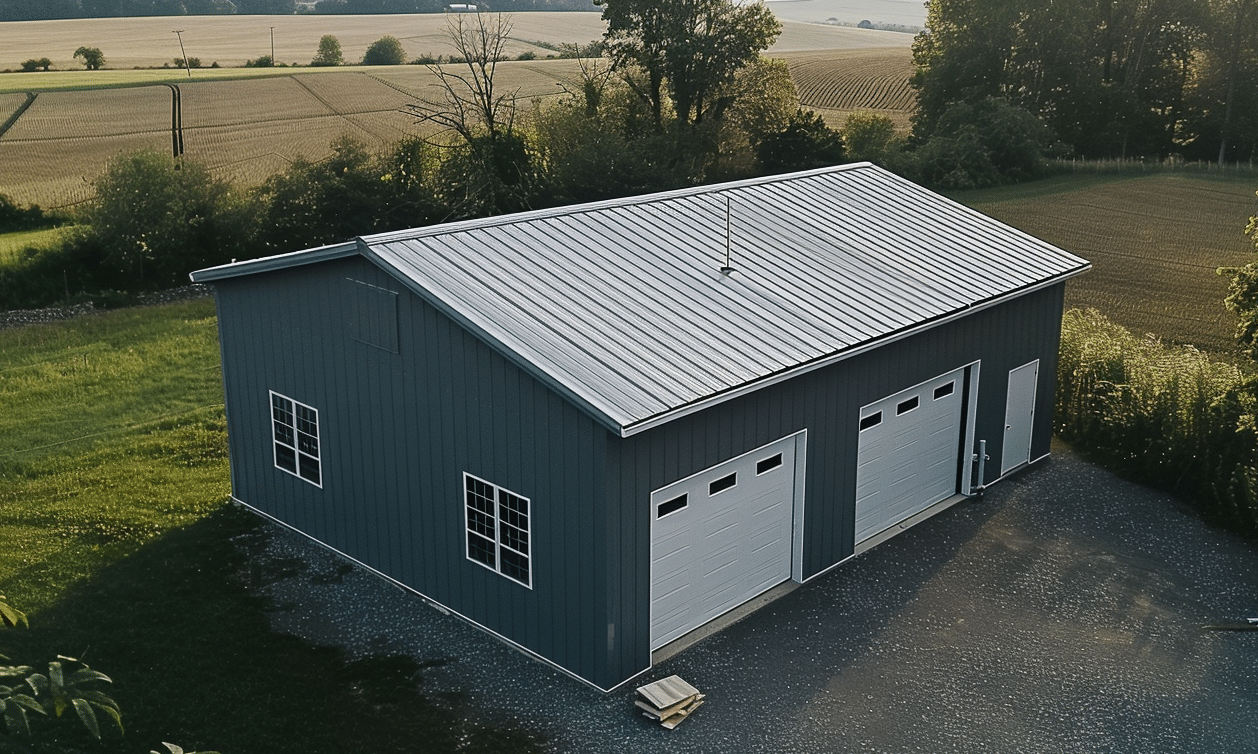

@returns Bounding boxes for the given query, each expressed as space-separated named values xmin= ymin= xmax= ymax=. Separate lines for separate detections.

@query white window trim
xmin=463 ymin=472 xmax=533 ymax=589
xmin=270 ymin=390 xmax=322 ymax=488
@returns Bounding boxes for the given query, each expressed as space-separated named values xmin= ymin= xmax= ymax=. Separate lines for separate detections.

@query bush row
xmin=1056 ymin=308 xmax=1258 ymax=533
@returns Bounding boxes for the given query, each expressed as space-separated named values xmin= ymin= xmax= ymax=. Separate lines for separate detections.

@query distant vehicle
xmin=447 ymin=3 xmax=477 ymax=10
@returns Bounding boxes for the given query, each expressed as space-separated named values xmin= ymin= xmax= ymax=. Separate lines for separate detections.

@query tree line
xmin=911 ymin=0 xmax=1258 ymax=165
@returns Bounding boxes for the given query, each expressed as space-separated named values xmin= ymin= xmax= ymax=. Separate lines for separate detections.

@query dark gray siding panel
xmin=214 ymin=256 xmax=620 ymax=687
xmin=603 ymin=284 xmax=1068 ymax=673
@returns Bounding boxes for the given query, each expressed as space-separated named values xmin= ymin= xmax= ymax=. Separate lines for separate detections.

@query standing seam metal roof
xmin=191 ymin=163 xmax=1090 ymax=436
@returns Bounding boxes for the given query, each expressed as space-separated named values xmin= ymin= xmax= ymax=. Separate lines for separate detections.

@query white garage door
xmin=650 ymin=434 xmax=799 ymax=650
xmin=855 ymin=368 xmax=966 ymax=544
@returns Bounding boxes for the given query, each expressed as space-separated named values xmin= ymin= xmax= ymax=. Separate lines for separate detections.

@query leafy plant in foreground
xmin=0 ymin=596 xmax=123 ymax=747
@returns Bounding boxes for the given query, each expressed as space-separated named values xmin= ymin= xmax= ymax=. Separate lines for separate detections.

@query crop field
xmin=0 ymin=37 xmax=910 ymax=210
xmin=0 ymin=13 xmax=611 ymax=72
xmin=788 ymin=47 xmax=914 ymax=128
xmin=0 ymin=61 xmax=593 ymax=208
xmin=959 ymin=172 xmax=1258 ymax=354
xmin=0 ymin=12 xmax=910 ymax=76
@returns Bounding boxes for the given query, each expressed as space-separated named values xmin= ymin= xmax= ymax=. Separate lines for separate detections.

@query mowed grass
xmin=956 ymin=171 xmax=1258 ymax=353
xmin=0 ymin=298 xmax=542 ymax=753
xmin=0 ymin=227 xmax=68 ymax=264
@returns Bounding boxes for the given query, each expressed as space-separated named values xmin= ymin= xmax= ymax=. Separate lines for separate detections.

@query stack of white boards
xmin=635 ymin=675 xmax=704 ymax=729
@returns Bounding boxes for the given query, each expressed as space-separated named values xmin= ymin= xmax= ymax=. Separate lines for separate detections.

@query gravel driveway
xmin=256 ymin=440 xmax=1258 ymax=753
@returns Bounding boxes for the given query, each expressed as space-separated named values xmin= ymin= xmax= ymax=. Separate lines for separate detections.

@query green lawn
xmin=0 ymin=227 xmax=67 ymax=265
xmin=0 ymin=298 xmax=542 ymax=754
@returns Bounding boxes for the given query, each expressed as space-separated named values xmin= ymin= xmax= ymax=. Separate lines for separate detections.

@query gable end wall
xmin=213 ymin=255 xmax=619 ymax=686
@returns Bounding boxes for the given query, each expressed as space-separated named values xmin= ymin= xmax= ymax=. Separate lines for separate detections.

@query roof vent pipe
xmin=720 ymin=196 xmax=736 ymax=275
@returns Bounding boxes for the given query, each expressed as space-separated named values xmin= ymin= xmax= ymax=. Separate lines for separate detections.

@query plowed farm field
xmin=959 ymin=172 xmax=1258 ymax=354
xmin=788 ymin=47 xmax=915 ymax=128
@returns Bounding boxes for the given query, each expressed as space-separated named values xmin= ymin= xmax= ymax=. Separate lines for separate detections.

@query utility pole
xmin=270 ymin=26 xmax=276 ymax=63
xmin=173 ymin=29 xmax=191 ymax=78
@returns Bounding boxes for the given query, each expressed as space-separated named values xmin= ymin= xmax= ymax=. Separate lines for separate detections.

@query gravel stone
xmin=0 ymin=285 xmax=212 ymax=330
xmin=246 ymin=441 xmax=1258 ymax=752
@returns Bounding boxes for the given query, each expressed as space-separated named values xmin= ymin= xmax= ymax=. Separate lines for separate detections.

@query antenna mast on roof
xmin=721 ymin=196 xmax=736 ymax=275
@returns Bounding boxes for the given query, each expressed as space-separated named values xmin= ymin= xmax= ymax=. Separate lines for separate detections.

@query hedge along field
xmin=788 ymin=47 xmax=915 ymax=129
xmin=959 ymin=172 xmax=1258 ymax=354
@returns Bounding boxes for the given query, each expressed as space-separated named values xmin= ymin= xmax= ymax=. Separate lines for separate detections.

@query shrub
xmin=0 ymin=194 xmax=57 ymax=232
xmin=19 ymin=58 xmax=51 ymax=72
xmin=754 ymin=109 xmax=845 ymax=174
xmin=1057 ymin=308 xmax=1258 ymax=532
xmin=841 ymin=111 xmax=904 ymax=168
xmin=362 ymin=36 xmax=406 ymax=66
xmin=77 ymin=151 xmax=256 ymax=289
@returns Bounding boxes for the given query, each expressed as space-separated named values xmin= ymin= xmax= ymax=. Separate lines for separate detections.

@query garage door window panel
xmin=756 ymin=453 xmax=783 ymax=475
xmin=709 ymin=472 xmax=737 ymax=496
xmin=657 ymin=494 xmax=689 ymax=519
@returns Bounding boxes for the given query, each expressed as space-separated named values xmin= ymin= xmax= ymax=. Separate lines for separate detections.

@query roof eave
xmin=189 ymin=241 xmax=362 ymax=283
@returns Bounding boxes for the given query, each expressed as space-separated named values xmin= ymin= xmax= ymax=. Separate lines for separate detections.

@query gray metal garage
xmin=192 ymin=162 xmax=1089 ymax=690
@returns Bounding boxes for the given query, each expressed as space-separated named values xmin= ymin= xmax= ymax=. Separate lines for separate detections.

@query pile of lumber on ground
xmin=635 ymin=675 xmax=704 ymax=729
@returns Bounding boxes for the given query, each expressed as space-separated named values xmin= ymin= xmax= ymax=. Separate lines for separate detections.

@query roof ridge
xmin=360 ymin=163 xmax=877 ymax=246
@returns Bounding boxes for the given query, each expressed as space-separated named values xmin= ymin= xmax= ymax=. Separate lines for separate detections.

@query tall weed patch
xmin=1057 ymin=309 xmax=1258 ymax=532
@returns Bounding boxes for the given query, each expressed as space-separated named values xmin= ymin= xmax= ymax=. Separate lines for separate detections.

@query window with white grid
xmin=271 ymin=391 xmax=321 ymax=487
xmin=464 ymin=473 xmax=531 ymax=587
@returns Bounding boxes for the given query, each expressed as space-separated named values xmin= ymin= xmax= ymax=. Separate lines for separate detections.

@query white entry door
xmin=649 ymin=434 xmax=799 ymax=650
xmin=1001 ymin=360 xmax=1039 ymax=474
xmin=855 ymin=368 xmax=967 ymax=545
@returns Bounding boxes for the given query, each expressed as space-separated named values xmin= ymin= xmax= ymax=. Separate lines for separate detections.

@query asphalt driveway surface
xmin=260 ymin=441 xmax=1258 ymax=753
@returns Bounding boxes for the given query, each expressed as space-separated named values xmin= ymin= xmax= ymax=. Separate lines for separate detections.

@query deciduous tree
xmin=73 ymin=46 xmax=104 ymax=70
xmin=597 ymin=0 xmax=781 ymax=130
xmin=405 ymin=14 xmax=540 ymax=218
xmin=312 ymin=34 xmax=343 ymax=66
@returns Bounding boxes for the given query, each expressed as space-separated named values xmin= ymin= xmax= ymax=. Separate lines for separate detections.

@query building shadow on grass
xmin=3 ymin=505 xmax=545 ymax=754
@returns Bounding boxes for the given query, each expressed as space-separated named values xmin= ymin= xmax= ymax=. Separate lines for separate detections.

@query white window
xmin=464 ymin=473 xmax=531 ymax=588
xmin=271 ymin=391 xmax=321 ymax=487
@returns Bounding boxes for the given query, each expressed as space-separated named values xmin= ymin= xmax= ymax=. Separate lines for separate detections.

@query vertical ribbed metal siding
xmin=601 ymin=284 xmax=1067 ymax=679
xmin=214 ymin=256 xmax=619 ymax=687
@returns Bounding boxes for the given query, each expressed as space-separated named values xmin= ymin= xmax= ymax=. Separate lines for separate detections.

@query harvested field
xmin=0 ymin=59 xmax=613 ymax=208
xmin=0 ymin=13 xmax=612 ymax=72
xmin=784 ymin=47 xmax=914 ymax=128
xmin=960 ymin=173 xmax=1258 ymax=354
xmin=0 ymin=92 xmax=31 ymax=132
xmin=0 ymin=13 xmax=916 ymax=208
xmin=2 ymin=86 xmax=170 ymax=141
